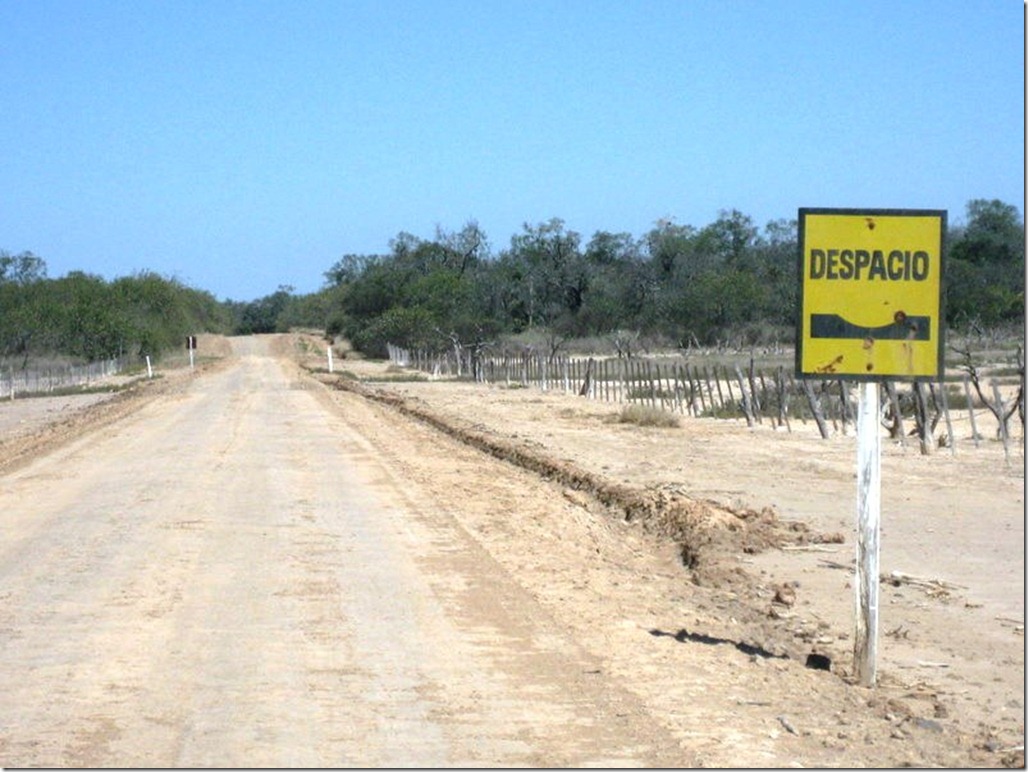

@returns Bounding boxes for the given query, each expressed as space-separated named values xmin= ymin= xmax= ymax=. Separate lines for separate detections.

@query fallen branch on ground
xmin=884 ymin=570 xmax=967 ymax=594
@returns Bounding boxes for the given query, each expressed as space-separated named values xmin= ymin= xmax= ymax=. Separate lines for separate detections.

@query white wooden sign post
xmin=854 ymin=381 xmax=881 ymax=686
xmin=797 ymin=209 xmax=945 ymax=687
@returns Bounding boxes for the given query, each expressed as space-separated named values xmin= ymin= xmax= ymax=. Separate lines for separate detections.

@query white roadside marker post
xmin=854 ymin=381 xmax=881 ymax=687
xmin=146 ymin=356 xmax=153 ymax=379
xmin=327 ymin=346 xmax=334 ymax=373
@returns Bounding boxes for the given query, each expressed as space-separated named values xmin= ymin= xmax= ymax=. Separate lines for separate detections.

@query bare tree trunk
xmin=991 ymin=379 xmax=1012 ymax=468
xmin=953 ymin=345 xmax=1024 ymax=440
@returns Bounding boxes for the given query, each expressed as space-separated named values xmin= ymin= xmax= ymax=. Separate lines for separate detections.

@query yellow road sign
xmin=797 ymin=209 xmax=946 ymax=380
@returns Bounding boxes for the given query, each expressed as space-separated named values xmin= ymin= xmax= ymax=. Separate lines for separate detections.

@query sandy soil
xmin=0 ymin=333 xmax=1022 ymax=767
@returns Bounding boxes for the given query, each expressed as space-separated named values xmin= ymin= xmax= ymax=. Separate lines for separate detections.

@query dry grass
xmin=614 ymin=404 xmax=680 ymax=428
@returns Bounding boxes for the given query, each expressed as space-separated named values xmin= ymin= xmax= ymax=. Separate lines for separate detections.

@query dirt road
xmin=0 ymin=338 xmax=689 ymax=767
xmin=0 ymin=335 xmax=1022 ymax=767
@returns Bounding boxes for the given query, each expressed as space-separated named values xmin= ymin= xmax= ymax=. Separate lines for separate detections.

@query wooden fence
xmin=385 ymin=344 xmax=1024 ymax=455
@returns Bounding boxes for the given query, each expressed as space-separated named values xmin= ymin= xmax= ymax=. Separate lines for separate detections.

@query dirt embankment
xmin=313 ymin=375 xmax=861 ymax=677
xmin=321 ymin=374 xmax=841 ymax=590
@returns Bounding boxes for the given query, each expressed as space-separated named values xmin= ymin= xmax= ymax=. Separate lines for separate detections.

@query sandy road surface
xmin=1 ymin=334 xmax=1022 ymax=768
xmin=0 ymin=337 xmax=689 ymax=767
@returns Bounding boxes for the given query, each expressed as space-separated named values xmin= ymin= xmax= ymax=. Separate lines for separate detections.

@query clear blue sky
xmin=2 ymin=0 xmax=1023 ymax=302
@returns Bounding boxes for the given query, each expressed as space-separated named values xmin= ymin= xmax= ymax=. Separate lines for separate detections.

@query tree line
xmin=0 ymin=256 xmax=231 ymax=366
xmin=2 ymin=198 xmax=1022 ymax=366
xmin=272 ymin=198 xmax=1025 ymax=358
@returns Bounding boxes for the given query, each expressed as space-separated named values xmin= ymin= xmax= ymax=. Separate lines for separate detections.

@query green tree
xmin=326 ymin=224 xmax=498 ymax=357
xmin=350 ymin=306 xmax=438 ymax=358
xmin=113 ymin=272 xmax=189 ymax=356
xmin=504 ymin=218 xmax=585 ymax=331
xmin=576 ymin=231 xmax=650 ymax=335
xmin=236 ymin=286 xmax=295 ymax=335
xmin=645 ymin=218 xmax=698 ymax=278
xmin=947 ymin=199 xmax=1025 ymax=328
xmin=47 ymin=272 xmax=126 ymax=359
xmin=697 ymin=209 xmax=760 ymax=269
xmin=0 ymin=250 xmax=47 ymax=285
xmin=952 ymin=199 xmax=1024 ymax=265
xmin=752 ymin=218 xmax=799 ymax=328
xmin=0 ymin=253 xmax=50 ymax=362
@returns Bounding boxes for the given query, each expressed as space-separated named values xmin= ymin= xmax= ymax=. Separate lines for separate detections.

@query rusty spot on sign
xmin=815 ymin=354 xmax=844 ymax=374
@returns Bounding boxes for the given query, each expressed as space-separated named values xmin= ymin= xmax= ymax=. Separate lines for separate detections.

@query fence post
xmin=759 ymin=370 xmax=774 ymax=427
xmin=777 ymin=366 xmax=792 ymax=432
xmin=579 ymin=358 xmax=594 ymax=398
xmin=883 ymin=381 xmax=906 ymax=447
xmin=693 ymin=364 xmax=707 ymax=415
xmin=748 ymin=358 xmax=762 ymax=423
xmin=938 ymin=378 xmax=955 ymax=455
xmin=962 ymin=375 xmax=981 ymax=448
xmin=713 ymin=366 xmax=726 ymax=414
xmin=911 ymin=381 xmax=933 ymax=455
xmin=801 ymin=379 xmax=830 ymax=439
xmin=722 ymin=365 xmax=736 ymax=410
xmin=685 ymin=365 xmax=695 ymax=415
xmin=838 ymin=380 xmax=852 ymax=435
xmin=702 ymin=366 xmax=716 ymax=414
xmin=733 ymin=365 xmax=755 ymax=428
